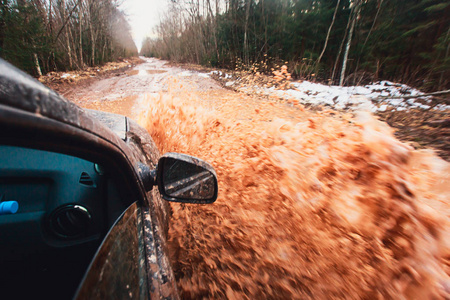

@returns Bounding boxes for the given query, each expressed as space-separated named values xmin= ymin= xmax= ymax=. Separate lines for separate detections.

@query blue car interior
xmin=0 ymin=145 xmax=131 ymax=299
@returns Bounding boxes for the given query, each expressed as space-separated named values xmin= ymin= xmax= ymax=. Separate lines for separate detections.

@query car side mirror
xmin=140 ymin=153 xmax=218 ymax=204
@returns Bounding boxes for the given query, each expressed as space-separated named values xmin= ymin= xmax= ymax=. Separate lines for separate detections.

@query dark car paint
xmin=86 ymin=109 xmax=128 ymax=141
xmin=0 ymin=59 xmax=178 ymax=298
xmin=75 ymin=202 xmax=148 ymax=299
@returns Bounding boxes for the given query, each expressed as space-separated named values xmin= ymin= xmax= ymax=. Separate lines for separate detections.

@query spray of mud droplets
xmin=137 ymin=79 xmax=450 ymax=299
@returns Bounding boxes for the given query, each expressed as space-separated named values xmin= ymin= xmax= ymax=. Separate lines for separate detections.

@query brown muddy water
xmin=80 ymin=95 xmax=139 ymax=119
xmin=146 ymin=69 xmax=167 ymax=74
xmin=136 ymin=80 xmax=450 ymax=299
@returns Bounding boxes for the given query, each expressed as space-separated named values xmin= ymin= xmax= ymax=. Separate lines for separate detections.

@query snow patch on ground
xmin=175 ymin=67 xmax=449 ymax=113
xmin=262 ymin=80 xmax=449 ymax=112
xmin=210 ymin=70 xmax=232 ymax=79
xmin=179 ymin=71 xmax=194 ymax=77
xmin=61 ymin=73 xmax=78 ymax=79
xmin=237 ymin=77 xmax=449 ymax=112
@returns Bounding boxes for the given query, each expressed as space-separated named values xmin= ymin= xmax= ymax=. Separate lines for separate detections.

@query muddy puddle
xmin=81 ymin=95 xmax=139 ymax=119
xmin=137 ymin=80 xmax=450 ymax=299
xmin=146 ymin=69 xmax=167 ymax=74
xmin=127 ymin=70 xmax=139 ymax=76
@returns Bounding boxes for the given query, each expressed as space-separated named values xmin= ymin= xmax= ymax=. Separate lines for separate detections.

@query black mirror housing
xmin=156 ymin=153 xmax=218 ymax=204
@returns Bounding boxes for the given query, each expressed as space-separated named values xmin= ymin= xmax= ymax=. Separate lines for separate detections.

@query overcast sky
xmin=120 ymin=0 xmax=169 ymax=51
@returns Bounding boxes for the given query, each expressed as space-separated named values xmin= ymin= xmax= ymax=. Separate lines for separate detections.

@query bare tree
xmin=243 ymin=0 xmax=251 ymax=65
xmin=316 ymin=0 xmax=341 ymax=68
xmin=339 ymin=0 xmax=361 ymax=86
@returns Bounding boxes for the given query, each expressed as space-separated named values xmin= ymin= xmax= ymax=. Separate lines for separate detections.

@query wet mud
xmin=146 ymin=70 xmax=167 ymax=74
xmin=138 ymin=81 xmax=450 ymax=299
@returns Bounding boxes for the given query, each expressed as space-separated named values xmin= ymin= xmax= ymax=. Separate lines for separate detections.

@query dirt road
xmin=65 ymin=57 xmax=450 ymax=299
xmin=64 ymin=57 xmax=221 ymax=119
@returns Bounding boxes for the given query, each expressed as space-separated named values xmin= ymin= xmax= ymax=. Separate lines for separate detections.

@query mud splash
xmin=138 ymin=81 xmax=450 ymax=299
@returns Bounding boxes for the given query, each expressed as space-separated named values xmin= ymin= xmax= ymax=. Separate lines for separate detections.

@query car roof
xmin=0 ymin=58 xmax=125 ymax=148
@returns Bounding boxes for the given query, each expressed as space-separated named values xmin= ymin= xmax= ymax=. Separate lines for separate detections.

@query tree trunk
xmin=79 ymin=1 xmax=84 ymax=68
xmin=339 ymin=1 xmax=360 ymax=86
xmin=316 ymin=0 xmax=341 ymax=74
xmin=363 ymin=0 xmax=383 ymax=48
xmin=243 ymin=0 xmax=251 ymax=65
xmin=438 ymin=26 xmax=450 ymax=89
xmin=353 ymin=0 xmax=384 ymax=85
xmin=33 ymin=53 xmax=42 ymax=76
xmin=207 ymin=0 xmax=219 ymax=62
xmin=374 ymin=59 xmax=380 ymax=81
xmin=60 ymin=0 xmax=73 ymax=69
xmin=331 ymin=4 xmax=354 ymax=83
xmin=67 ymin=18 xmax=79 ymax=69
xmin=89 ymin=20 xmax=95 ymax=66
xmin=48 ymin=0 xmax=53 ymax=34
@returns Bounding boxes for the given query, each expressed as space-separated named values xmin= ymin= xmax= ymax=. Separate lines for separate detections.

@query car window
xmin=0 ymin=145 xmax=136 ymax=299
xmin=0 ymin=145 xmax=109 ymax=299
xmin=75 ymin=202 xmax=148 ymax=299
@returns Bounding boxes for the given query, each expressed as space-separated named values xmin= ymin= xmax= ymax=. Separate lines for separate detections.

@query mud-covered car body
xmin=0 ymin=59 xmax=216 ymax=299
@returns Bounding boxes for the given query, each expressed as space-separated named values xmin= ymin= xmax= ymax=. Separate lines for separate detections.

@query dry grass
xmin=38 ymin=56 xmax=144 ymax=88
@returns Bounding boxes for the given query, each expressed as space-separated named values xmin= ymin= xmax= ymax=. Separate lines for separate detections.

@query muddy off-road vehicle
xmin=0 ymin=59 xmax=218 ymax=299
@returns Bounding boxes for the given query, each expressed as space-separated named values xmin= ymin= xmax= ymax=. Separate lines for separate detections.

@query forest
xmin=141 ymin=0 xmax=450 ymax=91
xmin=0 ymin=0 xmax=137 ymax=76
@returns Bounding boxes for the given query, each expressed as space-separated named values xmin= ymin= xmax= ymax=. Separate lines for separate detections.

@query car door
xmin=75 ymin=198 xmax=179 ymax=300
xmin=75 ymin=201 xmax=149 ymax=299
